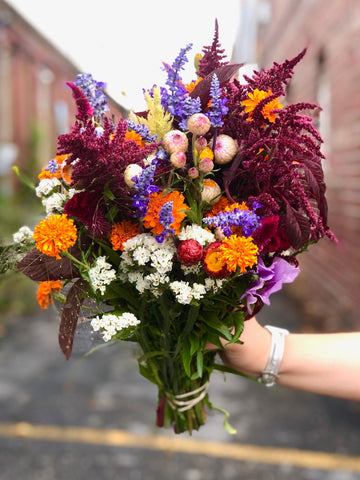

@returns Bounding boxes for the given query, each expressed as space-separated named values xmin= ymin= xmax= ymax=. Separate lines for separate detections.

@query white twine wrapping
xmin=165 ymin=381 xmax=210 ymax=413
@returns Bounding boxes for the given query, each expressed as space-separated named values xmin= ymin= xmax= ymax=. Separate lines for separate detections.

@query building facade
xmin=0 ymin=0 xmax=125 ymax=191
xmin=250 ymin=0 xmax=360 ymax=331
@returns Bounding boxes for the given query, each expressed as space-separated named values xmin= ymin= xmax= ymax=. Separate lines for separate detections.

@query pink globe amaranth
xmin=210 ymin=134 xmax=238 ymax=164
xmin=187 ymin=113 xmax=211 ymax=136
xmin=198 ymin=157 xmax=214 ymax=173
xmin=162 ymin=130 xmax=189 ymax=154
xmin=194 ymin=136 xmax=208 ymax=152
xmin=177 ymin=239 xmax=203 ymax=266
xmin=188 ymin=167 xmax=199 ymax=179
xmin=170 ymin=151 xmax=187 ymax=168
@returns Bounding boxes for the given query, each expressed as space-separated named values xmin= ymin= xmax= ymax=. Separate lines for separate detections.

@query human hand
xmin=208 ymin=316 xmax=272 ymax=378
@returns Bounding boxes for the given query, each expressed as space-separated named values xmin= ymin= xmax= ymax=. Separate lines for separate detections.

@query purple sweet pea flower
xmin=241 ymin=257 xmax=300 ymax=314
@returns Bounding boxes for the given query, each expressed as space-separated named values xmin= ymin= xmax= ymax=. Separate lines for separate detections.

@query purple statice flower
xmin=127 ymin=120 xmax=158 ymax=143
xmin=154 ymin=148 xmax=170 ymax=164
xmin=207 ymin=74 xmax=228 ymax=127
xmin=241 ymin=257 xmax=300 ymax=314
xmin=156 ymin=201 xmax=175 ymax=243
xmin=131 ymin=164 xmax=159 ymax=217
xmin=45 ymin=158 xmax=59 ymax=174
xmin=75 ymin=73 xmax=109 ymax=120
xmin=203 ymin=203 xmax=262 ymax=237
xmin=161 ymin=44 xmax=201 ymax=129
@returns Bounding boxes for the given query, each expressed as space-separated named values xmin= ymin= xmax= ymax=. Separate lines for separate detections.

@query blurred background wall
xmin=0 ymin=0 xmax=125 ymax=317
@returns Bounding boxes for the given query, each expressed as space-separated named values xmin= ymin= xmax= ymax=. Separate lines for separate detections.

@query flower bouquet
xmin=3 ymin=22 xmax=335 ymax=434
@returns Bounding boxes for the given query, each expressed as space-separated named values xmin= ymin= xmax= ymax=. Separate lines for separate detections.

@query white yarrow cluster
xmin=177 ymin=224 xmax=215 ymax=246
xmin=120 ymin=233 xmax=176 ymax=295
xmin=91 ymin=312 xmax=140 ymax=342
xmin=35 ymin=177 xmax=61 ymax=198
xmin=169 ymin=281 xmax=207 ymax=305
xmin=13 ymin=226 xmax=33 ymax=244
xmin=42 ymin=192 xmax=67 ymax=214
xmin=88 ymin=256 xmax=117 ymax=295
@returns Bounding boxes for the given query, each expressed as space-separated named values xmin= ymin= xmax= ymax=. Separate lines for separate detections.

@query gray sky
xmin=7 ymin=0 xmax=240 ymax=110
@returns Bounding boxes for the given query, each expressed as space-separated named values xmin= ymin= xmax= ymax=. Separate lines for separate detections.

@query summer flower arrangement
xmin=3 ymin=23 xmax=335 ymax=434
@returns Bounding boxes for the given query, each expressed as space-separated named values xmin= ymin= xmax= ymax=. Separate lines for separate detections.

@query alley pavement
xmin=0 ymin=292 xmax=360 ymax=480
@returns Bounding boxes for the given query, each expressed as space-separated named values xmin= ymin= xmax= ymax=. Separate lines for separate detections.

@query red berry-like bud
xmin=177 ymin=239 xmax=203 ymax=266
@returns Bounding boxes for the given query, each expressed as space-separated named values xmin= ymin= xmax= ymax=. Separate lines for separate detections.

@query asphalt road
xmin=0 ymin=292 xmax=360 ymax=480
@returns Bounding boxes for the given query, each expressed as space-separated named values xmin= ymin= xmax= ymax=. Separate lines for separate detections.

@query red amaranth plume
xmin=196 ymin=19 xmax=229 ymax=78
xmin=58 ymin=117 xmax=160 ymax=219
xmin=66 ymin=82 xmax=94 ymax=121
xmin=244 ymin=49 xmax=307 ymax=94
xmin=215 ymin=49 xmax=335 ymax=251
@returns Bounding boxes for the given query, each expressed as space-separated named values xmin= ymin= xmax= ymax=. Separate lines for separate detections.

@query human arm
xmin=217 ymin=317 xmax=360 ymax=401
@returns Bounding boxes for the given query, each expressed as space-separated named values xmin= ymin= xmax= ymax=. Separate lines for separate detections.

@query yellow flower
xmin=219 ymin=234 xmax=258 ymax=273
xmin=242 ymin=89 xmax=282 ymax=123
xmin=143 ymin=86 xmax=173 ymax=140
xmin=199 ymin=147 xmax=214 ymax=160
xmin=33 ymin=214 xmax=77 ymax=259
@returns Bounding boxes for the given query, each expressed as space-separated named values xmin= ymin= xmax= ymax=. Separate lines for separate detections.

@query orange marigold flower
xmin=143 ymin=190 xmax=189 ymax=236
xmin=184 ymin=77 xmax=202 ymax=93
xmin=205 ymin=196 xmax=232 ymax=218
xmin=33 ymin=214 xmax=77 ymax=259
xmin=241 ymin=89 xmax=282 ymax=123
xmin=202 ymin=241 xmax=231 ymax=279
xmin=38 ymin=154 xmax=70 ymax=180
xmin=125 ymin=130 xmax=145 ymax=147
xmin=36 ymin=280 xmax=63 ymax=309
xmin=225 ymin=201 xmax=249 ymax=213
xmin=219 ymin=234 xmax=258 ymax=273
xmin=109 ymin=220 xmax=140 ymax=251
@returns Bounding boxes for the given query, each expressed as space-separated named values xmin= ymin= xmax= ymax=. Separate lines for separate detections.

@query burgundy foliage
xmin=58 ymin=278 xmax=89 ymax=359
xmin=64 ymin=191 xmax=111 ymax=239
xmin=57 ymin=117 xmax=160 ymax=222
xmin=211 ymin=50 xmax=336 ymax=250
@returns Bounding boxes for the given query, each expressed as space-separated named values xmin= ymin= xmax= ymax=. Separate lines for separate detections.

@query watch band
xmin=258 ymin=325 xmax=289 ymax=387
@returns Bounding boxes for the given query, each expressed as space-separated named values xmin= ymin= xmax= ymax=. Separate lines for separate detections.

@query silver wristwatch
xmin=258 ymin=325 xmax=289 ymax=387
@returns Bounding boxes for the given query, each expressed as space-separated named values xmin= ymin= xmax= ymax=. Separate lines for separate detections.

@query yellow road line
xmin=0 ymin=422 xmax=360 ymax=473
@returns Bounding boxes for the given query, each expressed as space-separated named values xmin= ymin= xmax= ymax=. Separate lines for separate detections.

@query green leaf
xmin=181 ymin=305 xmax=199 ymax=340
xmin=225 ymin=310 xmax=245 ymax=346
xmin=182 ymin=338 xmax=192 ymax=378
xmin=196 ymin=351 xmax=203 ymax=378
xmin=189 ymin=335 xmax=199 ymax=356
xmin=103 ymin=184 xmax=115 ymax=200
xmin=12 ymin=166 xmax=36 ymax=190
xmin=201 ymin=314 xmax=233 ymax=341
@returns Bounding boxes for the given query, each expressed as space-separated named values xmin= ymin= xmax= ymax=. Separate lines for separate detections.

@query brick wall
xmin=0 ymin=0 xmax=125 ymax=184
xmin=258 ymin=0 xmax=360 ymax=331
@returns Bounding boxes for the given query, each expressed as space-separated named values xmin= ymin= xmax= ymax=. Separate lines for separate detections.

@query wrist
xmin=258 ymin=325 xmax=289 ymax=387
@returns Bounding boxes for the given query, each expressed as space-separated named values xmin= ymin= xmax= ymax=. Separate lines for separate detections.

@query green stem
xmin=62 ymin=250 xmax=89 ymax=270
